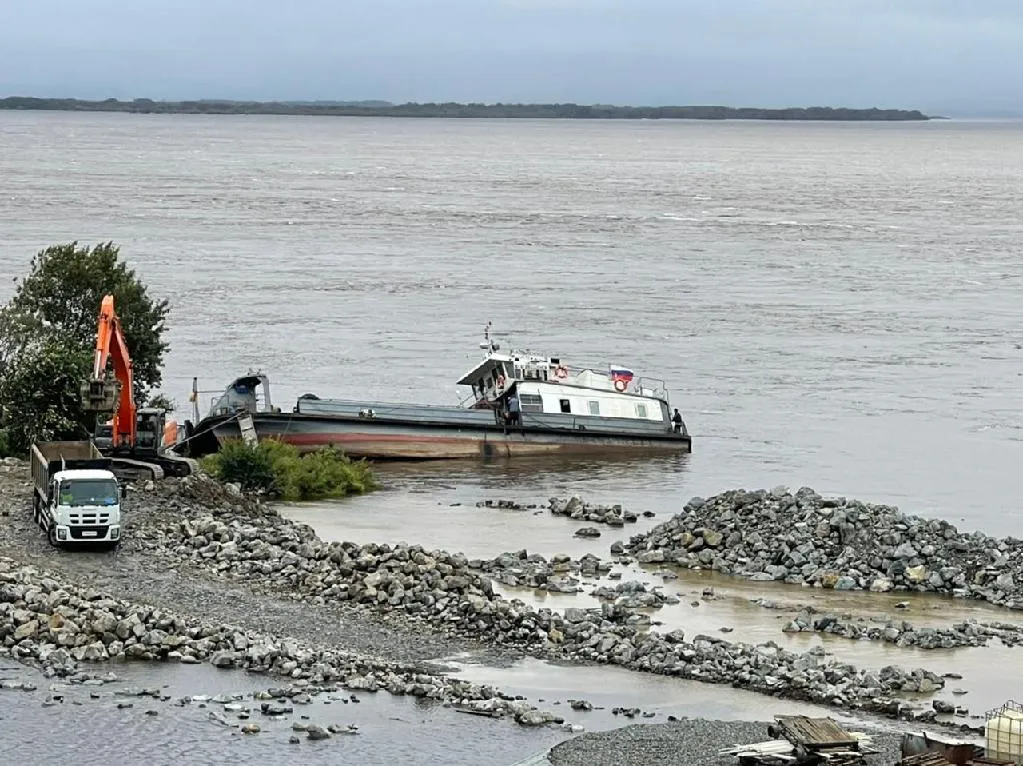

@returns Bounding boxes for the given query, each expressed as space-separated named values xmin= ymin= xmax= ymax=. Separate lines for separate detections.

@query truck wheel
xmin=47 ymin=523 xmax=61 ymax=549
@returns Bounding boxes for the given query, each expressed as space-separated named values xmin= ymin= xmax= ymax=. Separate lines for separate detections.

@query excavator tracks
xmin=106 ymin=455 xmax=198 ymax=483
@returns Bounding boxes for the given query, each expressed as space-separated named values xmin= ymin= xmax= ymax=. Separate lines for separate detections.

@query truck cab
xmin=31 ymin=441 xmax=123 ymax=548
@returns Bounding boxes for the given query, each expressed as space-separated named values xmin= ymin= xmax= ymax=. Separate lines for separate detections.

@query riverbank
xmin=0 ymin=459 xmax=967 ymax=734
xmin=0 ymin=97 xmax=933 ymax=121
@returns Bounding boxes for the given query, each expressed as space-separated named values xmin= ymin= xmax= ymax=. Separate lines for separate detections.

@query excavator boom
xmin=80 ymin=295 xmax=136 ymax=449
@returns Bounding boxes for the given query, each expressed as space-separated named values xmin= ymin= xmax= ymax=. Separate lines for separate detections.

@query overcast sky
xmin=2 ymin=0 xmax=1021 ymax=114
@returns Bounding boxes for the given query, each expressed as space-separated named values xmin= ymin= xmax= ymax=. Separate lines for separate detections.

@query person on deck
xmin=506 ymin=394 xmax=522 ymax=427
xmin=671 ymin=408 xmax=684 ymax=433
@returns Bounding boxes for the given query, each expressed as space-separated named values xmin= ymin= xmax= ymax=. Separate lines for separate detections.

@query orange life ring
xmin=614 ymin=379 xmax=627 ymax=392
xmin=554 ymin=365 xmax=568 ymax=380
xmin=496 ymin=375 xmax=506 ymax=388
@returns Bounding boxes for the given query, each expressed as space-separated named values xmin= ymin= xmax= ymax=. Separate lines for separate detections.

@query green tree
xmin=0 ymin=331 xmax=92 ymax=455
xmin=0 ymin=242 xmax=171 ymax=456
xmin=5 ymin=241 xmax=170 ymax=403
xmin=146 ymin=393 xmax=177 ymax=413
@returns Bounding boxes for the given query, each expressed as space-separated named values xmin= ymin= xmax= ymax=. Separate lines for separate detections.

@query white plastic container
xmin=986 ymin=703 xmax=1023 ymax=763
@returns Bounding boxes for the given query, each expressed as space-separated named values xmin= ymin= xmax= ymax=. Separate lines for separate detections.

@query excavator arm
xmin=81 ymin=295 xmax=136 ymax=449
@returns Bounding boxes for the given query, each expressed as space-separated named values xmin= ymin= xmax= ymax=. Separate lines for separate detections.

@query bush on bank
xmin=200 ymin=438 xmax=378 ymax=501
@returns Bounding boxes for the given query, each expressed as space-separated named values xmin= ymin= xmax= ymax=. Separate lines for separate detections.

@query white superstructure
xmin=456 ymin=323 xmax=677 ymax=428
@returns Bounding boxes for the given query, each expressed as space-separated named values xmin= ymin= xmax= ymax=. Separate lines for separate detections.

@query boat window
xmin=587 ymin=401 xmax=600 ymax=416
xmin=636 ymin=403 xmax=648 ymax=418
xmin=559 ymin=399 xmax=572 ymax=414
xmin=520 ymin=393 xmax=543 ymax=412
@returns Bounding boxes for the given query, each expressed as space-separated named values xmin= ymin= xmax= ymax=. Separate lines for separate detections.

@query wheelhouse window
xmin=559 ymin=399 xmax=572 ymax=413
xmin=636 ymin=403 xmax=648 ymax=418
xmin=519 ymin=393 xmax=543 ymax=412
xmin=587 ymin=401 xmax=600 ymax=415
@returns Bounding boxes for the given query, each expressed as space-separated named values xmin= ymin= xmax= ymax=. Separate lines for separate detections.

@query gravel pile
xmin=626 ymin=486 xmax=1023 ymax=608
xmin=547 ymin=718 xmax=902 ymax=766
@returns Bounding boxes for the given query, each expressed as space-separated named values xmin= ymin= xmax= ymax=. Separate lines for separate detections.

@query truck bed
xmin=30 ymin=440 xmax=112 ymax=497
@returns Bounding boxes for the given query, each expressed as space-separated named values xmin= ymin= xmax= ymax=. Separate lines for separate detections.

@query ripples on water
xmin=2 ymin=114 xmax=1023 ymax=535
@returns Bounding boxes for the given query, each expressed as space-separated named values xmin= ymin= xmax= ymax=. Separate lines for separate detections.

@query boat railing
xmin=634 ymin=376 xmax=668 ymax=400
xmin=199 ymin=389 xmax=272 ymax=417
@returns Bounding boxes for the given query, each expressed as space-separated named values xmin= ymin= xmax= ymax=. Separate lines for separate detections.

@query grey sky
xmin=3 ymin=0 xmax=1022 ymax=114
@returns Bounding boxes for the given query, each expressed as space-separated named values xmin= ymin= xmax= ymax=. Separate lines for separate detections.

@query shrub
xmin=200 ymin=439 xmax=377 ymax=501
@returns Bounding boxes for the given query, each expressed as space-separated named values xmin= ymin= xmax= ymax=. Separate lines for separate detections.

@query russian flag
xmin=610 ymin=367 xmax=634 ymax=383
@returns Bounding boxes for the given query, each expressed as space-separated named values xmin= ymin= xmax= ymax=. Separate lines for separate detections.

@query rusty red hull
xmin=201 ymin=412 xmax=691 ymax=461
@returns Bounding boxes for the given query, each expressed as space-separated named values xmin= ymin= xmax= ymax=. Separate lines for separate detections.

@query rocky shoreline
xmin=626 ymin=486 xmax=1023 ymax=610
xmin=0 ymin=555 xmax=572 ymax=728
xmin=0 ymin=463 xmax=985 ymax=735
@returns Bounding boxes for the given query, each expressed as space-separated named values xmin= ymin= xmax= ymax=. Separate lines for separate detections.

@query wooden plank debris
xmin=722 ymin=716 xmax=870 ymax=766
xmin=902 ymin=753 xmax=954 ymax=766
xmin=772 ymin=716 xmax=861 ymax=750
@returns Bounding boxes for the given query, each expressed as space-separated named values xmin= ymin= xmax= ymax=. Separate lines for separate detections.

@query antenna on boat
xmin=480 ymin=321 xmax=500 ymax=353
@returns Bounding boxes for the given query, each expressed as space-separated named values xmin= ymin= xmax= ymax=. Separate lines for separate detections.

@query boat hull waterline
xmin=201 ymin=413 xmax=692 ymax=461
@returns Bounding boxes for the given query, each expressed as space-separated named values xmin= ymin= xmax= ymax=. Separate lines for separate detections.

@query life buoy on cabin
xmin=496 ymin=375 xmax=506 ymax=389
xmin=554 ymin=365 xmax=568 ymax=380
xmin=614 ymin=379 xmax=627 ymax=392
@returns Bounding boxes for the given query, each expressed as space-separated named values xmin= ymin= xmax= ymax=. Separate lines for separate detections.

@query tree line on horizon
xmin=0 ymin=96 xmax=930 ymax=121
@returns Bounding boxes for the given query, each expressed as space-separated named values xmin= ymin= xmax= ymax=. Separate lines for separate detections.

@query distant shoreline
xmin=0 ymin=96 xmax=932 ymax=121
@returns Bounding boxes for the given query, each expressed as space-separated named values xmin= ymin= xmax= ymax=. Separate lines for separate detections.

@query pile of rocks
xmin=474 ymin=500 xmax=541 ymax=512
xmin=475 ymin=496 xmax=653 ymax=529
xmin=0 ymin=555 xmax=562 ymax=727
xmin=549 ymin=497 xmax=644 ymax=528
xmin=589 ymin=581 xmax=680 ymax=610
xmin=626 ymin=486 xmax=1023 ymax=609
xmin=470 ymin=550 xmax=612 ymax=593
xmin=781 ymin=608 xmax=1023 ymax=650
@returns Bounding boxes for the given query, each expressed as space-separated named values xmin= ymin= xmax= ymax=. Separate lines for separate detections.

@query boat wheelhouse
xmin=458 ymin=323 xmax=678 ymax=431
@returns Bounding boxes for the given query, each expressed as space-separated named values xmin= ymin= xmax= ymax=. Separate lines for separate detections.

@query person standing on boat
xmin=506 ymin=393 xmax=522 ymax=427
xmin=672 ymin=408 xmax=684 ymax=433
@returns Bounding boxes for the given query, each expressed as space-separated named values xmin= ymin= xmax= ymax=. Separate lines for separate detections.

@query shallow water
xmin=0 ymin=660 xmax=568 ymax=765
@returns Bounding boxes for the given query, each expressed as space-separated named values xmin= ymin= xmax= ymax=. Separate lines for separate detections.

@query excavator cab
xmin=135 ymin=408 xmax=163 ymax=456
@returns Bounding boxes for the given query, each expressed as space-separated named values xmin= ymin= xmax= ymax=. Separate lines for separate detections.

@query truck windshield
xmin=58 ymin=479 xmax=118 ymax=507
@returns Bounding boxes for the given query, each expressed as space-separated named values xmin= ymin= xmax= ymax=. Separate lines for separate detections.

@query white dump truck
xmin=30 ymin=440 xmax=124 ymax=548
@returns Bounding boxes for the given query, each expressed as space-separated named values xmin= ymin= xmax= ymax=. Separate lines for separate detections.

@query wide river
xmin=2 ymin=112 xmax=1023 ymax=762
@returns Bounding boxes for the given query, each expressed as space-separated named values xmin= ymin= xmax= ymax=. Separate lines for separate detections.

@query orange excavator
xmin=80 ymin=295 xmax=194 ymax=480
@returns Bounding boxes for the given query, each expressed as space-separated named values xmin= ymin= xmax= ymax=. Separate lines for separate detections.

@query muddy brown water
xmin=3 ymin=112 xmax=1023 ymax=757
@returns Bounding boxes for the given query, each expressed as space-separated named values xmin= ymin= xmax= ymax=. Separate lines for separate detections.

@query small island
xmin=0 ymin=96 xmax=931 ymax=121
